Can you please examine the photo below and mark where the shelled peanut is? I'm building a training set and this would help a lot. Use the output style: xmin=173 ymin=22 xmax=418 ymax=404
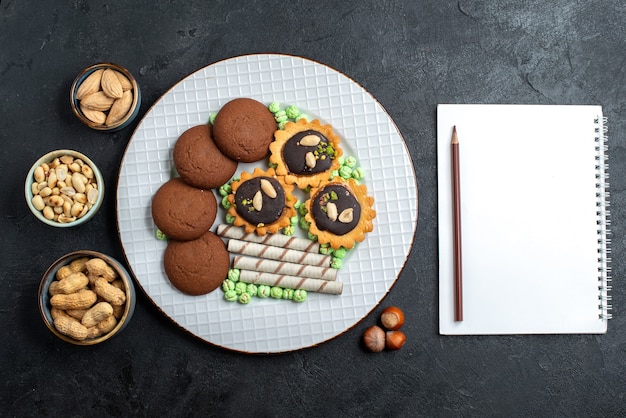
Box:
xmin=48 ymin=257 xmax=126 ymax=341
xmin=76 ymin=68 xmax=134 ymax=126
xmin=30 ymin=154 xmax=99 ymax=224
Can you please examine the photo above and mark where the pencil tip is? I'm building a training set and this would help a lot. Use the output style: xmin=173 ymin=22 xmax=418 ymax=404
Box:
xmin=451 ymin=126 xmax=458 ymax=144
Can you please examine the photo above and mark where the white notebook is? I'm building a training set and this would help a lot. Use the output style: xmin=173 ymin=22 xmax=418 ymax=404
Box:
xmin=437 ymin=104 xmax=611 ymax=335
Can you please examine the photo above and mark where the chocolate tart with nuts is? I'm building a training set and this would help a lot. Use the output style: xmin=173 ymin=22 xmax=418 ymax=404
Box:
xmin=304 ymin=177 xmax=376 ymax=250
xmin=227 ymin=167 xmax=297 ymax=236
xmin=269 ymin=118 xmax=343 ymax=190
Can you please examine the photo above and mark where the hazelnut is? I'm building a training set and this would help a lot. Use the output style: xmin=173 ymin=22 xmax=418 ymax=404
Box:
xmin=380 ymin=306 xmax=405 ymax=330
xmin=385 ymin=330 xmax=406 ymax=351
xmin=363 ymin=325 xmax=385 ymax=352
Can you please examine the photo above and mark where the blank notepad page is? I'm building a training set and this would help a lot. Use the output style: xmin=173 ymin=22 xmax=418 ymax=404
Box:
xmin=437 ymin=104 xmax=610 ymax=335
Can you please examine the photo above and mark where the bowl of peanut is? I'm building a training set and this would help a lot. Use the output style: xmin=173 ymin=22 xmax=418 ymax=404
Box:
xmin=38 ymin=250 xmax=136 ymax=345
xmin=70 ymin=62 xmax=140 ymax=131
xmin=25 ymin=149 xmax=104 ymax=227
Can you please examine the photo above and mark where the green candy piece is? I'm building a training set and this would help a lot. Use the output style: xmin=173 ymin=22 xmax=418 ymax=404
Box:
xmin=299 ymin=217 xmax=310 ymax=230
xmin=228 ymin=269 xmax=240 ymax=282
xmin=257 ymin=285 xmax=271 ymax=298
xmin=268 ymin=102 xmax=281 ymax=113
xmin=235 ymin=281 xmax=247 ymax=295
xmin=156 ymin=229 xmax=167 ymax=240
xmin=351 ymin=167 xmax=365 ymax=181
xmin=274 ymin=110 xmax=287 ymax=123
xmin=285 ymin=105 xmax=300 ymax=119
xmin=331 ymin=258 xmax=343 ymax=269
xmin=224 ymin=290 xmax=238 ymax=302
xmin=282 ymin=288 xmax=294 ymax=300
xmin=319 ymin=243 xmax=333 ymax=256
xmin=339 ymin=165 xmax=353 ymax=179
xmin=209 ymin=112 xmax=217 ymax=124
xmin=293 ymin=289 xmax=307 ymax=302
xmin=333 ymin=247 xmax=348 ymax=259
xmin=238 ymin=293 xmax=252 ymax=304
xmin=218 ymin=183 xmax=232 ymax=196
xmin=295 ymin=114 xmax=308 ymax=122
xmin=246 ymin=283 xmax=258 ymax=296
xmin=270 ymin=286 xmax=283 ymax=299
xmin=221 ymin=195 xmax=232 ymax=209
xmin=344 ymin=156 xmax=357 ymax=167
xmin=221 ymin=279 xmax=235 ymax=292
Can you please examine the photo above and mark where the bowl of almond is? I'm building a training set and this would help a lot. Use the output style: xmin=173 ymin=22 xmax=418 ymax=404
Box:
xmin=38 ymin=250 xmax=136 ymax=345
xmin=70 ymin=62 xmax=140 ymax=131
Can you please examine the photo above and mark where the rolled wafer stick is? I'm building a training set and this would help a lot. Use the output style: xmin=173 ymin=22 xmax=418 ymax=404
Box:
xmin=233 ymin=255 xmax=338 ymax=281
xmin=238 ymin=270 xmax=343 ymax=295
xmin=227 ymin=239 xmax=331 ymax=267
xmin=217 ymin=224 xmax=320 ymax=253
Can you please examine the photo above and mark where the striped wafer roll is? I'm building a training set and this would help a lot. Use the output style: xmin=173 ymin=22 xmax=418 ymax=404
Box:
xmin=238 ymin=270 xmax=343 ymax=295
xmin=217 ymin=224 xmax=320 ymax=253
xmin=233 ymin=255 xmax=338 ymax=281
xmin=227 ymin=239 xmax=331 ymax=267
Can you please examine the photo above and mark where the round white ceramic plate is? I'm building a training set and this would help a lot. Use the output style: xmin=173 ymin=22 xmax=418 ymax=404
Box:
xmin=117 ymin=54 xmax=418 ymax=353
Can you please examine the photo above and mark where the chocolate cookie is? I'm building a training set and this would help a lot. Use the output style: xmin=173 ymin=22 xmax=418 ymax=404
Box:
xmin=173 ymin=124 xmax=238 ymax=189
xmin=164 ymin=230 xmax=229 ymax=295
xmin=151 ymin=178 xmax=217 ymax=241
xmin=212 ymin=98 xmax=276 ymax=163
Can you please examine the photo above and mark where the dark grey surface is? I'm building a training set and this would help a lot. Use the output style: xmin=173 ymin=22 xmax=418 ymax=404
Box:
xmin=2 ymin=1 xmax=625 ymax=416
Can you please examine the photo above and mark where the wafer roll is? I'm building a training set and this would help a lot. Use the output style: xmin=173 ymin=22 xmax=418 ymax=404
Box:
xmin=233 ymin=255 xmax=338 ymax=281
xmin=217 ymin=224 xmax=320 ymax=253
xmin=238 ymin=270 xmax=343 ymax=295
xmin=227 ymin=239 xmax=331 ymax=267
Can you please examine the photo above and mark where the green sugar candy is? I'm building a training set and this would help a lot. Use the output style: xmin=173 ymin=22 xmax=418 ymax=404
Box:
xmin=235 ymin=281 xmax=247 ymax=295
xmin=221 ymin=279 xmax=235 ymax=292
xmin=285 ymin=105 xmax=300 ymax=119
xmin=238 ymin=292 xmax=252 ymax=304
xmin=257 ymin=285 xmax=271 ymax=298
xmin=268 ymin=101 xmax=281 ymax=113
xmin=228 ymin=269 xmax=240 ymax=282
xmin=293 ymin=289 xmax=307 ymax=302
xmin=246 ymin=283 xmax=258 ymax=297
xmin=224 ymin=290 xmax=238 ymax=302
xmin=270 ymin=286 xmax=283 ymax=299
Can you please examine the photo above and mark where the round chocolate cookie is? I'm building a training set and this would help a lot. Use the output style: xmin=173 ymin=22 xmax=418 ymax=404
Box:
xmin=164 ymin=230 xmax=229 ymax=295
xmin=212 ymin=98 xmax=276 ymax=163
xmin=173 ymin=124 xmax=238 ymax=189
xmin=151 ymin=178 xmax=217 ymax=241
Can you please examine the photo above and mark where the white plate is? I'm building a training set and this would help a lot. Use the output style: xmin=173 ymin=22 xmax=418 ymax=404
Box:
xmin=117 ymin=54 xmax=418 ymax=353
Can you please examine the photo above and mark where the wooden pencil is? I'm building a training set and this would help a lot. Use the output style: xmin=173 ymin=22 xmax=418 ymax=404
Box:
xmin=451 ymin=126 xmax=463 ymax=321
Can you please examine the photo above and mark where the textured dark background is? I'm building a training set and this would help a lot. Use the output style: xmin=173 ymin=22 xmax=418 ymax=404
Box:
xmin=2 ymin=1 xmax=625 ymax=416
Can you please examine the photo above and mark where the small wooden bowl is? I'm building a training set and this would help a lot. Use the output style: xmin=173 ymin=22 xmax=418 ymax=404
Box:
xmin=70 ymin=62 xmax=140 ymax=131
xmin=38 ymin=251 xmax=136 ymax=345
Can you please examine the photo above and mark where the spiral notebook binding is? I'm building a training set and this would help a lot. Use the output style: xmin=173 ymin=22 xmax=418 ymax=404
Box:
xmin=595 ymin=115 xmax=612 ymax=320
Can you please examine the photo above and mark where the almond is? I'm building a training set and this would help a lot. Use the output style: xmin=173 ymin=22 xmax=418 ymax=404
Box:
xmin=260 ymin=179 xmax=277 ymax=198
xmin=81 ymin=91 xmax=115 ymax=111
xmin=305 ymin=152 xmax=317 ymax=169
xmin=79 ymin=104 xmax=106 ymax=125
xmin=299 ymin=134 xmax=321 ymax=147
xmin=252 ymin=190 xmax=263 ymax=212
xmin=105 ymin=90 xmax=133 ymax=126
xmin=326 ymin=202 xmax=338 ymax=221
xmin=75 ymin=69 xmax=104 ymax=100
xmin=338 ymin=208 xmax=354 ymax=223
xmin=114 ymin=70 xmax=133 ymax=91
xmin=101 ymin=68 xmax=124 ymax=99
